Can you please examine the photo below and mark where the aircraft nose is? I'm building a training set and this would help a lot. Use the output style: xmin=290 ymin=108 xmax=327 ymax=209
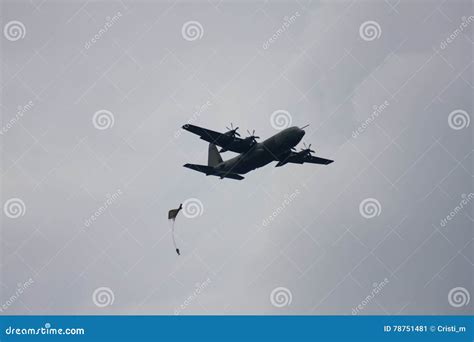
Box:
xmin=297 ymin=128 xmax=305 ymax=140
xmin=294 ymin=128 xmax=305 ymax=144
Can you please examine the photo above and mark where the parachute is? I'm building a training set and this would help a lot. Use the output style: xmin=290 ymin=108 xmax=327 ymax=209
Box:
xmin=168 ymin=204 xmax=183 ymax=255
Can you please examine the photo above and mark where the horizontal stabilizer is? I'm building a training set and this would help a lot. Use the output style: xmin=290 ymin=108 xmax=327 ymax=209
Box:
xmin=219 ymin=173 xmax=245 ymax=180
xmin=183 ymin=163 xmax=214 ymax=174
xmin=183 ymin=164 xmax=244 ymax=180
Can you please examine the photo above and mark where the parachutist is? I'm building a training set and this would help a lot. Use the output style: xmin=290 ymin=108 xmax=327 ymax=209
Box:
xmin=168 ymin=204 xmax=184 ymax=255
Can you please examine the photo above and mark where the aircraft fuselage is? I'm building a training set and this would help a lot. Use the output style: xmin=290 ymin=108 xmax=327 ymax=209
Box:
xmin=215 ymin=126 xmax=305 ymax=174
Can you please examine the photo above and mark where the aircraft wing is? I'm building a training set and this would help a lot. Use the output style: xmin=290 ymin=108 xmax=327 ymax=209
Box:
xmin=276 ymin=152 xmax=334 ymax=167
xmin=182 ymin=124 xmax=252 ymax=153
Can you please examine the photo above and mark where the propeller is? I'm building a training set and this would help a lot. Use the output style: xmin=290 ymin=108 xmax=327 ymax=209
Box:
xmin=300 ymin=142 xmax=315 ymax=156
xmin=245 ymin=129 xmax=260 ymax=145
xmin=225 ymin=122 xmax=240 ymax=137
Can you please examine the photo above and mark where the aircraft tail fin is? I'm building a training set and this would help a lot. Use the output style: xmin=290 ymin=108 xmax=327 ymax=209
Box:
xmin=208 ymin=143 xmax=223 ymax=167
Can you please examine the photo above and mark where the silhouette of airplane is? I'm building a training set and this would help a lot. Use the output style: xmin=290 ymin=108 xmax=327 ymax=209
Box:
xmin=181 ymin=123 xmax=333 ymax=180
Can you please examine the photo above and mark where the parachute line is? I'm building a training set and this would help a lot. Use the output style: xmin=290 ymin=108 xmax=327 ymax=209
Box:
xmin=169 ymin=218 xmax=180 ymax=255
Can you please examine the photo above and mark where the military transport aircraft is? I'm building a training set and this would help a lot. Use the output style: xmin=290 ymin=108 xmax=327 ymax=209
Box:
xmin=181 ymin=123 xmax=334 ymax=180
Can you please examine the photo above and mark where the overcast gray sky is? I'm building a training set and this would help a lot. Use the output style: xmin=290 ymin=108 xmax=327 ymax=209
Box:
xmin=1 ymin=0 xmax=472 ymax=315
